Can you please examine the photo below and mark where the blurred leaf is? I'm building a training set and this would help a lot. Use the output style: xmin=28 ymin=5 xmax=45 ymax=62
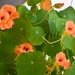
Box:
xmin=48 ymin=10 xmax=59 ymax=35
xmin=57 ymin=6 xmax=75 ymax=22
xmin=64 ymin=60 xmax=75 ymax=75
xmin=18 ymin=5 xmax=29 ymax=18
xmin=35 ymin=43 xmax=45 ymax=51
xmin=16 ymin=5 xmax=22 ymax=11
xmin=26 ymin=11 xmax=37 ymax=23
xmin=27 ymin=0 xmax=42 ymax=6
xmin=16 ymin=51 xmax=46 ymax=75
xmin=63 ymin=50 xmax=74 ymax=62
xmin=6 ymin=18 xmax=32 ymax=45
xmin=0 ymin=31 xmax=16 ymax=62
xmin=0 ymin=63 xmax=17 ymax=75
xmin=34 ymin=9 xmax=49 ymax=33
xmin=40 ymin=21 xmax=50 ymax=34
xmin=43 ymin=36 xmax=62 ymax=56
xmin=3 ymin=52 xmax=16 ymax=63
xmin=29 ymin=26 xmax=45 ymax=45
xmin=35 ymin=9 xmax=47 ymax=23
xmin=62 ymin=36 xmax=75 ymax=55
xmin=56 ymin=18 xmax=67 ymax=32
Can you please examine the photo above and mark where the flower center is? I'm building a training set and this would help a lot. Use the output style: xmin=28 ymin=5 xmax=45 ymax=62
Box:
xmin=1 ymin=16 xmax=4 ymax=20
xmin=59 ymin=59 xmax=62 ymax=62
xmin=23 ymin=47 xmax=29 ymax=51
xmin=68 ymin=27 xmax=72 ymax=31
xmin=8 ymin=11 xmax=12 ymax=15
xmin=1 ymin=16 xmax=6 ymax=22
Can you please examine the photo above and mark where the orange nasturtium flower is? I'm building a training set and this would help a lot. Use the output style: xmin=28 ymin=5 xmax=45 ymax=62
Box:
xmin=40 ymin=0 xmax=52 ymax=11
xmin=56 ymin=52 xmax=66 ymax=66
xmin=2 ymin=4 xmax=19 ymax=20
xmin=0 ymin=9 xmax=14 ymax=30
xmin=65 ymin=21 xmax=75 ymax=38
xmin=71 ymin=28 xmax=75 ymax=38
xmin=0 ymin=4 xmax=19 ymax=30
xmin=63 ymin=60 xmax=70 ymax=70
xmin=65 ymin=21 xmax=75 ymax=34
xmin=56 ymin=52 xmax=70 ymax=70
xmin=14 ymin=42 xmax=34 ymax=55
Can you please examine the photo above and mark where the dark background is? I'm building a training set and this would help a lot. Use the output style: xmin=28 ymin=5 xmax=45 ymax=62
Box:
xmin=0 ymin=0 xmax=25 ymax=7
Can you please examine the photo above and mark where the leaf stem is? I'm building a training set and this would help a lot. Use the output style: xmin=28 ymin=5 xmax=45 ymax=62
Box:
xmin=33 ymin=8 xmax=53 ymax=26
xmin=66 ymin=49 xmax=70 ymax=60
xmin=42 ymin=36 xmax=61 ymax=44
xmin=46 ymin=62 xmax=57 ymax=75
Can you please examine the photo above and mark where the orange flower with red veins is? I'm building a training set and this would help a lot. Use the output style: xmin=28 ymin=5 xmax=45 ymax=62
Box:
xmin=14 ymin=42 xmax=34 ymax=55
xmin=0 ymin=9 xmax=14 ymax=30
xmin=41 ymin=0 xmax=52 ymax=11
xmin=2 ymin=4 xmax=19 ymax=20
xmin=63 ymin=60 xmax=70 ymax=70
xmin=65 ymin=21 xmax=75 ymax=34
xmin=56 ymin=52 xmax=66 ymax=66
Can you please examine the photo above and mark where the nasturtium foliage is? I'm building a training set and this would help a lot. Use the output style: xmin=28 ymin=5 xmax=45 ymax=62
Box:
xmin=56 ymin=18 xmax=67 ymax=32
xmin=0 ymin=63 xmax=17 ymax=75
xmin=58 ymin=6 xmax=75 ymax=22
xmin=0 ymin=31 xmax=16 ymax=62
xmin=6 ymin=18 xmax=32 ymax=45
xmin=29 ymin=26 xmax=45 ymax=45
xmin=16 ymin=51 xmax=46 ymax=75
xmin=27 ymin=0 xmax=42 ymax=6
xmin=62 ymin=36 xmax=75 ymax=55
xmin=43 ymin=36 xmax=62 ymax=56
xmin=35 ymin=9 xmax=47 ymax=24
xmin=48 ymin=10 xmax=59 ymax=35
xmin=18 ymin=5 xmax=29 ymax=18
xmin=34 ymin=9 xmax=49 ymax=33
xmin=1 ymin=0 xmax=75 ymax=75
xmin=25 ymin=11 xmax=37 ymax=23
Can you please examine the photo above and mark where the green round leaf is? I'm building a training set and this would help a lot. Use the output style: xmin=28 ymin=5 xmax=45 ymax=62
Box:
xmin=0 ymin=63 xmax=17 ymax=75
xmin=26 ymin=11 xmax=37 ymax=23
xmin=29 ymin=26 xmax=45 ymax=45
xmin=34 ymin=9 xmax=49 ymax=33
xmin=16 ymin=51 xmax=46 ymax=75
xmin=58 ymin=6 xmax=75 ymax=22
xmin=35 ymin=9 xmax=47 ymax=23
xmin=62 ymin=36 xmax=75 ymax=55
xmin=43 ymin=37 xmax=62 ymax=56
xmin=7 ymin=18 xmax=32 ymax=45
xmin=48 ymin=10 xmax=59 ymax=34
xmin=18 ymin=5 xmax=29 ymax=18
xmin=56 ymin=18 xmax=67 ymax=32
xmin=0 ymin=31 xmax=16 ymax=62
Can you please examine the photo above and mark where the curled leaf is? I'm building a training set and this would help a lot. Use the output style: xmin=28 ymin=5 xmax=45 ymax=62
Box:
xmin=54 ymin=3 xmax=64 ymax=8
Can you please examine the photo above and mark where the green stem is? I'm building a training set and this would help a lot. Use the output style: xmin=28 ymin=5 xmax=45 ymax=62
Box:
xmin=66 ymin=49 xmax=70 ymax=60
xmin=46 ymin=62 xmax=57 ymax=75
xmin=31 ymin=3 xmax=40 ymax=12
xmin=31 ymin=7 xmax=38 ymax=12
xmin=42 ymin=36 xmax=61 ymax=44
xmin=33 ymin=8 xmax=53 ymax=26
